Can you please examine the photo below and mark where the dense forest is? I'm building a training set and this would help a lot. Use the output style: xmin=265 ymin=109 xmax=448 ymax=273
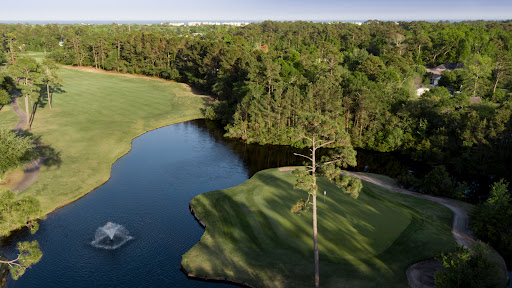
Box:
xmin=1 ymin=20 xmax=512 ymax=195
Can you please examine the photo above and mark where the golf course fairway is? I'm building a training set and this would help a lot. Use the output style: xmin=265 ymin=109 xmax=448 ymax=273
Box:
xmin=2 ymin=62 xmax=206 ymax=213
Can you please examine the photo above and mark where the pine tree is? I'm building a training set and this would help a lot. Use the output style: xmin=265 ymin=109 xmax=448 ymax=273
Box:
xmin=291 ymin=113 xmax=362 ymax=288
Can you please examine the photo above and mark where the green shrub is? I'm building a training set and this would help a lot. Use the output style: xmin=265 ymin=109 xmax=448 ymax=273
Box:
xmin=470 ymin=179 xmax=512 ymax=264
xmin=435 ymin=242 xmax=502 ymax=288
xmin=0 ymin=90 xmax=11 ymax=106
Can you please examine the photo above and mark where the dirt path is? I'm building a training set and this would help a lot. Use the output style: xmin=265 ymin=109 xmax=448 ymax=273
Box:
xmin=10 ymin=95 xmax=43 ymax=193
xmin=341 ymin=171 xmax=476 ymax=288
xmin=12 ymin=158 xmax=44 ymax=192
xmin=11 ymin=94 xmax=26 ymax=133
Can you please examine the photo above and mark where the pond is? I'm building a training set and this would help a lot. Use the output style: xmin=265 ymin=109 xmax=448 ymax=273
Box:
xmin=0 ymin=120 xmax=433 ymax=287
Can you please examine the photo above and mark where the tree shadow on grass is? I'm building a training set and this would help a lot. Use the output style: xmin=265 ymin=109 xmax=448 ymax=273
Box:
xmin=18 ymin=130 xmax=62 ymax=169
xmin=185 ymin=168 xmax=462 ymax=287
xmin=183 ymin=169 xmax=413 ymax=287
xmin=28 ymin=85 xmax=67 ymax=128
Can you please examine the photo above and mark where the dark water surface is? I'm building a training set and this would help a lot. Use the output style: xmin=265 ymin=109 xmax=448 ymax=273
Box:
xmin=2 ymin=120 xmax=250 ymax=288
xmin=0 ymin=120 xmax=426 ymax=287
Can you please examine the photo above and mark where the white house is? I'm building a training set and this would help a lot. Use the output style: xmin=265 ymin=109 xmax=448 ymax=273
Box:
xmin=430 ymin=75 xmax=442 ymax=87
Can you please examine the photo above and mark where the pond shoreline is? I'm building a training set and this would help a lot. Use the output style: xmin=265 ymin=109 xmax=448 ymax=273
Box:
xmin=181 ymin=203 xmax=258 ymax=288
xmin=1 ymin=119 xmax=204 ymax=284
xmin=39 ymin=118 xmax=204 ymax=217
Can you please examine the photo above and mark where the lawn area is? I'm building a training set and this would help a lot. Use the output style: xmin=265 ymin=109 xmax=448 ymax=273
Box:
xmin=350 ymin=172 xmax=476 ymax=212
xmin=0 ymin=103 xmax=18 ymax=130
xmin=182 ymin=168 xmax=456 ymax=288
xmin=0 ymin=104 xmax=25 ymax=190
xmin=0 ymin=62 xmax=206 ymax=213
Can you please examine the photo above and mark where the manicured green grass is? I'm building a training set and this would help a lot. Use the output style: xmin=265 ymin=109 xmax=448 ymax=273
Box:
xmin=0 ymin=104 xmax=18 ymax=130
xmin=0 ymin=64 xmax=206 ymax=213
xmin=352 ymin=171 xmax=475 ymax=212
xmin=182 ymin=168 xmax=456 ymax=288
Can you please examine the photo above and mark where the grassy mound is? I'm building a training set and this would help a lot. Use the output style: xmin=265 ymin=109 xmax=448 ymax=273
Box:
xmin=182 ymin=168 xmax=456 ymax=288
xmin=0 ymin=62 xmax=206 ymax=213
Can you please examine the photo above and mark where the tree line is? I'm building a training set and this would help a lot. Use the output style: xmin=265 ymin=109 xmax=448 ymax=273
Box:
xmin=2 ymin=20 xmax=510 ymax=187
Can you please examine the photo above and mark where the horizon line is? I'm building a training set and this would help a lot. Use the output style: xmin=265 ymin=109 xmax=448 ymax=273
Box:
xmin=1 ymin=18 xmax=511 ymax=23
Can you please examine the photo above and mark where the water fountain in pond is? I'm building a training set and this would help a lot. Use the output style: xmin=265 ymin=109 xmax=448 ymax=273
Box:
xmin=91 ymin=222 xmax=133 ymax=249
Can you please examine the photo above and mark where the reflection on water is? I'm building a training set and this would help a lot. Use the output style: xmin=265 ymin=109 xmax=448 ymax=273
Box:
xmin=197 ymin=120 xmax=427 ymax=179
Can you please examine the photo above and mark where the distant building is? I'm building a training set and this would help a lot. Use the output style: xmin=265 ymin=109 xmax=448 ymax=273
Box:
xmin=188 ymin=22 xmax=221 ymax=26
xmin=430 ymin=75 xmax=442 ymax=87
xmin=222 ymin=22 xmax=249 ymax=26
xmin=187 ymin=21 xmax=248 ymax=26
xmin=426 ymin=63 xmax=464 ymax=88
xmin=161 ymin=22 xmax=185 ymax=26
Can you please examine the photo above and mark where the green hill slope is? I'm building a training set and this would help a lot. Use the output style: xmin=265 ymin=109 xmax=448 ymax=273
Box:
xmin=182 ymin=168 xmax=456 ymax=288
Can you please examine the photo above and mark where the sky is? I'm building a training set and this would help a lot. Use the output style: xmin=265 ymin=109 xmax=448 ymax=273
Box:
xmin=0 ymin=0 xmax=510 ymax=22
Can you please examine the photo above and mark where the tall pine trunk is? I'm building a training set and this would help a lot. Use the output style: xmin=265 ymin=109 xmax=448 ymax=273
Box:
xmin=313 ymin=192 xmax=319 ymax=288
xmin=24 ymin=95 xmax=29 ymax=126
xmin=9 ymin=38 xmax=15 ymax=64
xmin=312 ymin=138 xmax=320 ymax=288
xmin=492 ymin=71 xmax=502 ymax=100
xmin=47 ymin=67 xmax=52 ymax=110
xmin=47 ymin=83 xmax=52 ymax=110
xmin=473 ymin=73 xmax=479 ymax=97
xmin=117 ymin=39 xmax=121 ymax=72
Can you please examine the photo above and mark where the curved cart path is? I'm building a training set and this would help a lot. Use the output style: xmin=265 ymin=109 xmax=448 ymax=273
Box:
xmin=342 ymin=171 xmax=507 ymax=288
xmin=11 ymin=93 xmax=27 ymax=133
xmin=10 ymin=95 xmax=43 ymax=193
xmin=342 ymin=171 xmax=475 ymax=247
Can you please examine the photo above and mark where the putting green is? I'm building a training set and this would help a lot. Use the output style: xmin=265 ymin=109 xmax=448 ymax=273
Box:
xmin=182 ymin=168 xmax=456 ymax=287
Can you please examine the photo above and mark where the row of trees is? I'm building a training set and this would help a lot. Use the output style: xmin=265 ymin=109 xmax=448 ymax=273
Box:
xmin=0 ymin=43 xmax=61 ymax=282
xmin=6 ymin=55 xmax=61 ymax=125
xmin=0 ymin=68 xmax=44 ymax=280
xmin=2 ymin=21 xmax=509 ymax=183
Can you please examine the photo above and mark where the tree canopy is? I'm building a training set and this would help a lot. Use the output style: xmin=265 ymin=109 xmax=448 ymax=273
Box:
xmin=1 ymin=22 xmax=511 ymax=179
xmin=0 ymin=129 xmax=34 ymax=179
xmin=470 ymin=179 xmax=512 ymax=264
xmin=0 ymin=188 xmax=44 ymax=280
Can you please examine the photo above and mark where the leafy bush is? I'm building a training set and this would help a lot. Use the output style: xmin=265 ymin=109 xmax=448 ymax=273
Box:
xmin=397 ymin=172 xmax=421 ymax=191
xmin=435 ymin=242 xmax=502 ymax=288
xmin=421 ymin=165 xmax=455 ymax=197
xmin=0 ymin=52 xmax=6 ymax=64
xmin=398 ymin=166 xmax=459 ymax=198
xmin=470 ymin=179 xmax=512 ymax=264
xmin=0 ymin=90 xmax=11 ymax=106
xmin=0 ymin=129 xmax=35 ymax=177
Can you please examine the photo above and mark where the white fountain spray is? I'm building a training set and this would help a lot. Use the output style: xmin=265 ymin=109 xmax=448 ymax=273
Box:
xmin=91 ymin=222 xmax=133 ymax=249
